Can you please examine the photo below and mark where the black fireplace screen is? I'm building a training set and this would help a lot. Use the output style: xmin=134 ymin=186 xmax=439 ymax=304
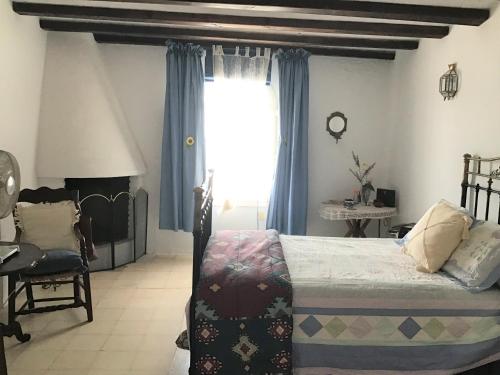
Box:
xmin=65 ymin=177 xmax=130 ymax=244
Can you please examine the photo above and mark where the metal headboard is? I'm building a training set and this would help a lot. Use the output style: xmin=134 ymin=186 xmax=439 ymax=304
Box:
xmin=461 ymin=153 xmax=500 ymax=223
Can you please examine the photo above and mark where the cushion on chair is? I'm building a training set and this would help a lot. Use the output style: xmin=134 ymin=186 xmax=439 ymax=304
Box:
xmin=14 ymin=201 xmax=80 ymax=251
xmin=23 ymin=249 xmax=85 ymax=276
xmin=402 ymin=200 xmax=472 ymax=273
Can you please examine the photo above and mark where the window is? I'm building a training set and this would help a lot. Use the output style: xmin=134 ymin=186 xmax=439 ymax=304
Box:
xmin=205 ymin=80 xmax=278 ymax=208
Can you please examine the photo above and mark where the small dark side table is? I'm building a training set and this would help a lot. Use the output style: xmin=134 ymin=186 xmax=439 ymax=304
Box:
xmin=0 ymin=242 xmax=44 ymax=375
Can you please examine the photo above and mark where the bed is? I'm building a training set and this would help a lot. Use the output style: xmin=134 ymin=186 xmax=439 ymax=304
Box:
xmin=188 ymin=154 xmax=500 ymax=375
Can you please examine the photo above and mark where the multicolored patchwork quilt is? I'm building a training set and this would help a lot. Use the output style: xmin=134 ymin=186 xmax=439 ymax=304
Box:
xmin=192 ymin=230 xmax=293 ymax=375
xmin=281 ymin=235 xmax=500 ymax=374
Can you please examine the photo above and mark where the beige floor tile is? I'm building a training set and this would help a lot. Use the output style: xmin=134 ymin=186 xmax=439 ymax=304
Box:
xmin=131 ymin=351 xmax=171 ymax=371
xmin=93 ymin=307 xmax=125 ymax=321
xmin=169 ymin=348 xmax=190 ymax=375
xmin=9 ymin=370 xmax=47 ymax=375
xmin=74 ymin=320 xmax=117 ymax=335
xmin=50 ymin=350 xmax=98 ymax=370
xmin=147 ymin=320 xmax=181 ymax=336
xmin=140 ymin=334 xmax=175 ymax=353
xmin=67 ymin=334 xmax=109 ymax=351
xmin=88 ymin=370 xmax=130 ymax=375
xmin=92 ymin=351 xmax=136 ymax=370
xmin=42 ymin=320 xmax=82 ymax=336
xmin=102 ymin=334 xmax=143 ymax=352
xmin=112 ymin=320 xmax=151 ymax=335
xmin=5 ymin=347 xmax=26 ymax=367
xmin=44 ymin=370 xmax=89 ymax=375
xmin=22 ymin=332 xmax=74 ymax=351
xmin=10 ymin=349 xmax=60 ymax=370
xmin=5 ymin=255 xmax=192 ymax=375
xmin=119 ymin=307 xmax=153 ymax=321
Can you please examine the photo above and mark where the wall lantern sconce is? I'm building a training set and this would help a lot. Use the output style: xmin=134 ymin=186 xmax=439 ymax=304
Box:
xmin=439 ymin=63 xmax=459 ymax=101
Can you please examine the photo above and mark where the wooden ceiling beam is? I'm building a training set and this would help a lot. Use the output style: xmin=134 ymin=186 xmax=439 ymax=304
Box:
xmin=13 ymin=2 xmax=449 ymax=39
xmin=93 ymin=33 xmax=396 ymax=60
xmin=39 ymin=20 xmax=419 ymax=50
xmin=89 ymin=0 xmax=490 ymax=26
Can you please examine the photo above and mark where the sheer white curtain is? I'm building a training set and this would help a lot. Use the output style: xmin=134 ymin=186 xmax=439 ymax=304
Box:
xmin=213 ymin=45 xmax=271 ymax=83
xmin=205 ymin=46 xmax=277 ymax=213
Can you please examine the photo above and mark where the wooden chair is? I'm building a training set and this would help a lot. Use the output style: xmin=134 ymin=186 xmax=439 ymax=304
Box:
xmin=10 ymin=187 xmax=95 ymax=324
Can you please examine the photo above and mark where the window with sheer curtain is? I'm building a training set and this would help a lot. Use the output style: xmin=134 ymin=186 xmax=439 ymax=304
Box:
xmin=205 ymin=46 xmax=278 ymax=209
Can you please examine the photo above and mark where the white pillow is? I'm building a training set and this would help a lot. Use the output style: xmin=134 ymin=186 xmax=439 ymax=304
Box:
xmin=402 ymin=200 xmax=472 ymax=273
xmin=14 ymin=201 xmax=80 ymax=251
xmin=442 ymin=221 xmax=500 ymax=291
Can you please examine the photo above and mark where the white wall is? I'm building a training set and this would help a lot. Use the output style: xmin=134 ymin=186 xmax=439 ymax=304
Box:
xmin=0 ymin=1 xmax=46 ymax=240
xmin=40 ymin=34 xmax=394 ymax=254
xmin=37 ymin=33 xmax=146 ymax=180
xmin=308 ymin=56 xmax=393 ymax=237
xmin=97 ymin=46 xmax=394 ymax=252
xmin=388 ymin=5 xmax=500 ymax=224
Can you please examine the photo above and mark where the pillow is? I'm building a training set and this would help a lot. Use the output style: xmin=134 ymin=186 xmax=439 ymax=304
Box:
xmin=402 ymin=200 xmax=472 ymax=273
xmin=14 ymin=201 xmax=80 ymax=251
xmin=442 ymin=221 xmax=500 ymax=291
xmin=396 ymin=201 xmax=473 ymax=247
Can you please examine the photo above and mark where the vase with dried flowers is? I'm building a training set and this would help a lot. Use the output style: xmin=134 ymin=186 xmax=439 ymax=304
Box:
xmin=349 ymin=151 xmax=375 ymax=205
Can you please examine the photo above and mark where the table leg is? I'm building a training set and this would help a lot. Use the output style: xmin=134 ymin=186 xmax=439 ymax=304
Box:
xmin=359 ymin=219 xmax=371 ymax=238
xmin=1 ymin=322 xmax=30 ymax=343
xmin=0 ymin=325 xmax=6 ymax=375
xmin=6 ymin=276 xmax=30 ymax=343
xmin=345 ymin=220 xmax=354 ymax=237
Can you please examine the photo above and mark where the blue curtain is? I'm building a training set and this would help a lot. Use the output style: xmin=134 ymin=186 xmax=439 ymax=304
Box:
xmin=159 ymin=42 xmax=206 ymax=232
xmin=266 ymin=49 xmax=310 ymax=235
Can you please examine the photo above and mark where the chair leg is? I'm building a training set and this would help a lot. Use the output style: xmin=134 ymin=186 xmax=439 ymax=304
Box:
xmin=73 ymin=275 xmax=81 ymax=304
xmin=8 ymin=275 xmax=17 ymax=325
xmin=82 ymin=272 xmax=93 ymax=322
xmin=26 ymin=281 xmax=35 ymax=310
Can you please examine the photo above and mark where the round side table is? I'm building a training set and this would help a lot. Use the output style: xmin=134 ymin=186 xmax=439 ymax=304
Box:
xmin=320 ymin=202 xmax=397 ymax=238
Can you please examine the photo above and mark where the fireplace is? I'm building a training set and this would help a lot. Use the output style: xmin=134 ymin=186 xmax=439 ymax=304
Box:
xmin=64 ymin=177 xmax=148 ymax=271
xmin=65 ymin=177 xmax=130 ymax=244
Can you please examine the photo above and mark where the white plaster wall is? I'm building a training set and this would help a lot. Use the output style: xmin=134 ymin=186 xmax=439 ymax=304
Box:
xmin=0 ymin=1 xmax=46 ymax=240
xmin=388 ymin=5 xmax=500 ymax=224
xmin=40 ymin=35 xmax=394 ymax=254
xmin=308 ymin=56 xmax=393 ymax=237
xmin=37 ymin=33 xmax=146 ymax=179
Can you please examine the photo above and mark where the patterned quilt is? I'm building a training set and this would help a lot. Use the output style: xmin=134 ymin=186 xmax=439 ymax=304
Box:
xmin=281 ymin=236 xmax=500 ymax=375
xmin=193 ymin=230 xmax=293 ymax=375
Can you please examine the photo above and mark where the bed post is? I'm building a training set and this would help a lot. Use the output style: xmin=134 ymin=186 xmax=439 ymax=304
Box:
xmin=189 ymin=186 xmax=203 ymax=375
xmin=461 ymin=153 xmax=471 ymax=208
xmin=189 ymin=170 xmax=214 ymax=375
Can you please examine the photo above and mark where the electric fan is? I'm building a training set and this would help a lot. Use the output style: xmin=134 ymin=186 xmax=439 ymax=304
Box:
xmin=0 ymin=150 xmax=21 ymax=219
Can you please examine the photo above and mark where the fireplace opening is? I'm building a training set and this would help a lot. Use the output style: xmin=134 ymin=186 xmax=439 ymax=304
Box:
xmin=65 ymin=177 xmax=130 ymax=245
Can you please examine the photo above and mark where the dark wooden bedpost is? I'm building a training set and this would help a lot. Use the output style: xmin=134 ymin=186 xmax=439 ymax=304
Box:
xmin=461 ymin=153 xmax=471 ymax=208
xmin=190 ymin=185 xmax=204 ymax=375
xmin=189 ymin=170 xmax=214 ymax=375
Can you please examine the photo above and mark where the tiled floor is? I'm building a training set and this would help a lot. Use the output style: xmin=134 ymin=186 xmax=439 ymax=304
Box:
xmin=3 ymin=255 xmax=192 ymax=375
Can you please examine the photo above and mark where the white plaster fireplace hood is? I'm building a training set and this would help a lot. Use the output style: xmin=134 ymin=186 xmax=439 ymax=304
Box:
xmin=37 ymin=33 xmax=146 ymax=178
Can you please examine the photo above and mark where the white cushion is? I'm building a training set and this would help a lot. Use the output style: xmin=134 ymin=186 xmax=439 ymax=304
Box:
xmin=14 ymin=201 xmax=80 ymax=251
xmin=402 ymin=200 xmax=472 ymax=273
xmin=443 ymin=221 xmax=500 ymax=291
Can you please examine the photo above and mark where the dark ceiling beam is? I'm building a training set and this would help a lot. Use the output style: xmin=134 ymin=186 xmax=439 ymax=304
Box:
xmin=13 ymin=2 xmax=449 ymax=39
xmin=39 ymin=19 xmax=419 ymax=50
xmin=93 ymin=33 xmax=396 ymax=60
xmin=89 ymin=0 xmax=490 ymax=26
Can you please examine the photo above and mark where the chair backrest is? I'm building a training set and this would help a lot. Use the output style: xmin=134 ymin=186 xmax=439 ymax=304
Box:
xmin=17 ymin=187 xmax=79 ymax=205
